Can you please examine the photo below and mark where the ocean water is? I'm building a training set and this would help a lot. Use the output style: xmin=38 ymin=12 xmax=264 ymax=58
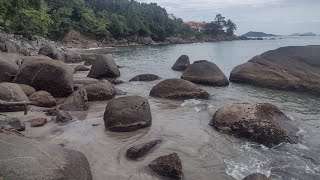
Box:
xmin=50 ymin=36 xmax=320 ymax=180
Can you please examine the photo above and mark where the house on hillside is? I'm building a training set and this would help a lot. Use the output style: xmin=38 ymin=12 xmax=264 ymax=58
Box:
xmin=185 ymin=21 xmax=207 ymax=32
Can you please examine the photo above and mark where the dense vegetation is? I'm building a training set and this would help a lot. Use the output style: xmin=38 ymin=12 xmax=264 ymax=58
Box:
xmin=0 ymin=0 xmax=237 ymax=41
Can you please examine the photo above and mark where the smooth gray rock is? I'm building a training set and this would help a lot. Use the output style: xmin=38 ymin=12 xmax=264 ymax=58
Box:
xmin=18 ymin=84 xmax=36 ymax=96
xmin=59 ymin=88 xmax=89 ymax=111
xmin=172 ymin=55 xmax=190 ymax=71
xmin=14 ymin=57 xmax=74 ymax=97
xmin=129 ymin=74 xmax=161 ymax=82
xmin=181 ymin=60 xmax=229 ymax=86
xmin=149 ymin=153 xmax=182 ymax=179
xmin=0 ymin=53 xmax=20 ymax=82
xmin=79 ymin=82 xmax=116 ymax=101
xmin=38 ymin=43 xmax=61 ymax=60
xmin=87 ymin=54 xmax=120 ymax=79
xmin=126 ymin=139 xmax=162 ymax=159
xmin=0 ymin=82 xmax=29 ymax=112
xmin=230 ymin=46 xmax=320 ymax=95
xmin=104 ymin=96 xmax=152 ymax=132
xmin=29 ymin=91 xmax=57 ymax=107
xmin=0 ymin=133 xmax=92 ymax=180
xmin=150 ymin=79 xmax=210 ymax=100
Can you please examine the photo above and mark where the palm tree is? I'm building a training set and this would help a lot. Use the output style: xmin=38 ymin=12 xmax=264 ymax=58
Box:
xmin=226 ymin=19 xmax=237 ymax=36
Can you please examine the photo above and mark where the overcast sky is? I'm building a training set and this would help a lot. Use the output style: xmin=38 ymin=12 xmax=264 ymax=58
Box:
xmin=137 ymin=0 xmax=320 ymax=35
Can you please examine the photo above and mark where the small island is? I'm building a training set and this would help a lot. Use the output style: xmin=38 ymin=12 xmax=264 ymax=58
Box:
xmin=242 ymin=31 xmax=277 ymax=37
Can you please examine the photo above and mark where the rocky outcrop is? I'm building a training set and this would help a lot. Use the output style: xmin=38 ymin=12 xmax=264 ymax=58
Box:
xmin=59 ymin=88 xmax=89 ymax=111
xmin=129 ymin=74 xmax=161 ymax=82
xmin=104 ymin=96 xmax=152 ymax=132
xmin=0 ymin=82 xmax=29 ymax=112
xmin=0 ymin=53 xmax=20 ymax=82
xmin=172 ymin=55 xmax=190 ymax=71
xmin=210 ymin=103 xmax=299 ymax=147
xmin=29 ymin=91 xmax=57 ymax=107
xmin=126 ymin=139 xmax=162 ymax=160
xmin=0 ymin=133 xmax=92 ymax=180
xmin=14 ymin=57 xmax=74 ymax=97
xmin=38 ymin=43 xmax=62 ymax=60
xmin=242 ymin=173 xmax=271 ymax=180
xmin=230 ymin=46 xmax=320 ymax=94
xmin=74 ymin=65 xmax=90 ymax=72
xmin=18 ymin=84 xmax=36 ymax=96
xmin=79 ymin=82 xmax=116 ymax=101
xmin=181 ymin=60 xmax=229 ymax=86
xmin=150 ymin=79 xmax=210 ymax=100
xmin=30 ymin=117 xmax=48 ymax=127
xmin=149 ymin=153 xmax=182 ymax=179
xmin=87 ymin=54 xmax=120 ymax=79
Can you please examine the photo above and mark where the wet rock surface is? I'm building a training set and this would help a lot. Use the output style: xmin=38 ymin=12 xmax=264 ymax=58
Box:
xmin=129 ymin=74 xmax=161 ymax=82
xmin=230 ymin=46 xmax=320 ymax=95
xmin=126 ymin=139 xmax=163 ymax=159
xmin=210 ymin=103 xmax=299 ymax=147
xmin=149 ymin=153 xmax=182 ymax=179
xmin=172 ymin=55 xmax=190 ymax=71
xmin=150 ymin=79 xmax=210 ymax=100
xmin=181 ymin=60 xmax=229 ymax=86
xmin=104 ymin=96 xmax=152 ymax=132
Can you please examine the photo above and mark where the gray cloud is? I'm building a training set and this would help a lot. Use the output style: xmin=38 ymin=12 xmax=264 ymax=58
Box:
xmin=137 ymin=0 xmax=320 ymax=35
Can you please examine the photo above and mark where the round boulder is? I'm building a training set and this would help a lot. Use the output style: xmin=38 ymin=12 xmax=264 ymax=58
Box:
xmin=13 ymin=57 xmax=74 ymax=97
xmin=210 ymin=103 xmax=299 ymax=147
xmin=30 ymin=117 xmax=48 ymax=127
xmin=87 ymin=54 xmax=120 ymax=79
xmin=104 ymin=96 xmax=152 ymax=132
xmin=150 ymin=79 xmax=209 ymax=100
xmin=29 ymin=91 xmax=57 ymax=107
xmin=181 ymin=60 xmax=229 ymax=86
xmin=149 ymin=153 xmax=182 ymax=179
xmin=0 ymin=83 xmax=29 ymax=112
xmin=79 ymin=82 xmax=116 ymax=101
xmin=38 ymin=43 xmax=61 ymax=60
xmin=129 ymin=74 xmax=161 ymax=82
xmin=172 ymin=55 xmax=190 ymax=71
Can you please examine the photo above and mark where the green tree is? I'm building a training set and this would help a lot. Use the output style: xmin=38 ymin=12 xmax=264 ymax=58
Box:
xmin=226 ymin=19 xmax=236 ymax=36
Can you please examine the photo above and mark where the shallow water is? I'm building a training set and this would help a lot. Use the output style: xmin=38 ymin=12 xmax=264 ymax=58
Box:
xmin=48 ymin=37 xmax=320 ymax=180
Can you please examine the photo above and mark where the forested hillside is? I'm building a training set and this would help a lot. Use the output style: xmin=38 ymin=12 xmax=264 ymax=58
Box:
xmin=0 ymin=0 xmax=236 ymax=41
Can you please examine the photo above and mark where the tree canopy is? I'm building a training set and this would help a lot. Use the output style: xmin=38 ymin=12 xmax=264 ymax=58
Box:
xmin=0 ymin=0 xmax=237 ymax=40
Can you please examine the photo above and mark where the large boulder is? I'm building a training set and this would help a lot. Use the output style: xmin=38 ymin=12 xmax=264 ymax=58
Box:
xmin=29 ymin=91 xmax=57 ymax=107
xmin=129 ymin=74 xmax=161 ymax=82
xmin=242 ymin=173 xmax=271 ymax=180
xmin=0 ymin=83 xmax=29 ymax=112
xmin=230 ymin=46 xmax=320 ymax=94
xmin=79 ymin=82 xmax=116 ymax=101
xmin=59 ymin=88 xmax=89 ymax=111
xmin=172 ymin=55 xmax=190 ymax=71
xmin=62 ymin=51 xmax=82 ymax=63
xmin=0 ymin=133 xmax=92 ymax=180
xmin=181 ymin=60 xmax=229 ymax=86
xmin=150 ymin=79 xmax=210 ymax=100
xmin=38 ymin=43 xmax=62 ymax=60
xmin=0 ymin=53 xmax=20 ymax=82
xmin=210 ymin=103 xmax=299 ymax=147
xmin=149 ymin=153 xmax=182 ymax=179
xmin=87 ymin=54 xmax=120 ymax=79
xmin=126 ymin=139 xmax=162 ymax=160
xmin=14 ymin=57 xmax=74 ymax=97
xmin=104 ymin=96 xmax=152 ymax=132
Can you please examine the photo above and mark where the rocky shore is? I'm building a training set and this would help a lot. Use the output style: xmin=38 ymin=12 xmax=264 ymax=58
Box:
xmin=0 ymin=29 xmax=317 ymax=180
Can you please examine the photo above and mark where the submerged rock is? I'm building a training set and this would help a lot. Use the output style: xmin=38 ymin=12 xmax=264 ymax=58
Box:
xmin=172 ymin=55 xmax=190 ymax=71
xmin=242 ymin=173 xmax=271 ymax=180
xmin=129 ymin=74 xmax=161 ymax=82
xmin=126 ymin=139 xmax=162 ymax=159
xmin=0 ymin=133 xmax=92 ymax=180
xmin=210 ymin=103 xmax=299 ymax=147
xmin=14 ymin=57 xmax=74 ymax=97
xmin=181 ymin=60 xmax=229 ymax=86
xmin=29 ymin=91 xmax=57 ymax=107
xmin=59 ymin=88 xmax=89 ymax=111
xmin=30 ymin=117 xmax=48 ymax=127
xmin=87 ymin=54 xmax=120 ymax=79
xmin=149 ymin=153 xmax=182 ymax=179
xmin=104 ymin=96 xmax=152 ymax=132
xmin=79 ymin=82 xmax=116 ymax=101
xmin=150 ymin=79 xmax=210 ymax=100
xmin=230 ymin=46 xmax=320 ymax=95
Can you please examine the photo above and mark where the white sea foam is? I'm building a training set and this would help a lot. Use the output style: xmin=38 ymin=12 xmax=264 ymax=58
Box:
xmin=181 ymin=99 xmax=202 ymax=107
